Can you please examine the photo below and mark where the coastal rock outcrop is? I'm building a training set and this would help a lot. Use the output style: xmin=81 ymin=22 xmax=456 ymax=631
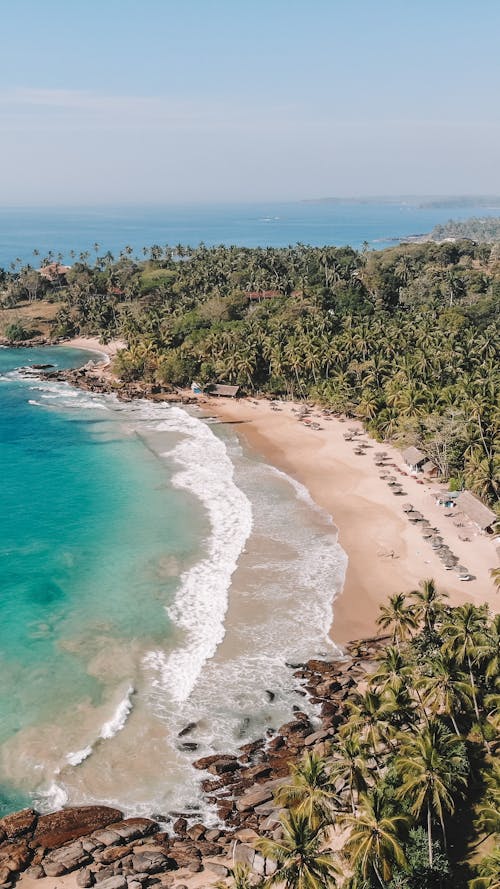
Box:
xmin=33 ymin=806 xmax=123 ymax=849
xmin=0 ymin=636 xmax=385 ymax=887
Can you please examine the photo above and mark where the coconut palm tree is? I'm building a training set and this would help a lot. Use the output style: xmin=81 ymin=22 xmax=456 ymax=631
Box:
xmin=344 ymin=691 xmax=395 ymax=770
xmin=371 ymin=646 xmax=410 ymax=696
xmin=442 ymin=603 xmax=489 ymax=727
xmin=256 ymin=809 xmax=341 ymax=889
xmin=328 ymin=735 xmax=371 ymax=814
xmin=409 ymin=579 xmax=448 ymax=634
xmin=469 ymin=847 xmax=500 ymax=889
xmin=340 ymin=792 xmax=408 ymax=888
xmin=215 ymin=863 xmax=260 ymax=889
xmin=416 ymin=652 xmax=474 ymax=735
xmin=273 ymin=751 xmax=338 ymax=825
xmin=490 ymin=567 xmax=500 ymax=592
xmin=376 ymin=594 xmax=418 ymax=648
xmin=395 ymin=720 xmax=468 ymax=865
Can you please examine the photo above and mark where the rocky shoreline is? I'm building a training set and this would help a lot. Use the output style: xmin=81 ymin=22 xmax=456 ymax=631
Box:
xmin=30 ymin=359 xmax=197 ymax=406
xmin=0 ymin=638 xmax=384 ymax=888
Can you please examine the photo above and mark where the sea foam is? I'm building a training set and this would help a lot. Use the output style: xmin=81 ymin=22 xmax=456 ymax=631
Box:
xmin=143 ymin=406 xmax=253 ymax=702
xmin=99 ymin=685 xmax=135 ymax=739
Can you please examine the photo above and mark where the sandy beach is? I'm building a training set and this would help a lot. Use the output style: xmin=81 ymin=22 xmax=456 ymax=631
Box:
xmin=199 ymin=397 xmax=498 ymax=645
xmin=64 ymin=336 xmax=126 ymax=362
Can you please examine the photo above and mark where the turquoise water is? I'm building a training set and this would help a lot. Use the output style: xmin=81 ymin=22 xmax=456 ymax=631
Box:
xmin=0 ymin=347 xmax=347 ymax=818
xmin=0 ymin=346 xmax=204 ymax=814
xmin=1 ymin=200 xmax=499 ymax=267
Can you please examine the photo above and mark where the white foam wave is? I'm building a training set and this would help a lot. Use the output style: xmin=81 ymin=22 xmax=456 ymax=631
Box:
xmin=99 ymin=685 xmax=135 ymax=739
xmin=65 ymin=745 xmax=93 ymax=766
xmin=35 ymin=781 xmax=69 ymax=812
xmin=268 ymin=464 xmax=334 ymax=523
xmin=144 ymin=407 xmax=253 ymax=703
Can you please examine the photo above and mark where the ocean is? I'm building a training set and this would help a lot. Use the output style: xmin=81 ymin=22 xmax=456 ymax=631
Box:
xmin=1 ymin=199 xmax=500 ymax=268
xmin=0 ymin=346 xmax=346 ymax=818
xmin=0 ymin=197 xmax=493 ymax=817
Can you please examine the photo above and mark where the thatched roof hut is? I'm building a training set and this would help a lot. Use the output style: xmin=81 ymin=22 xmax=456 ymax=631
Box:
xmin=207 ymin=384 xmax=240 ymax=398
xmin=402 ymin=446 xmax=426 ymax=470
xmin=455 ymin=491 xmax=497 ymax=532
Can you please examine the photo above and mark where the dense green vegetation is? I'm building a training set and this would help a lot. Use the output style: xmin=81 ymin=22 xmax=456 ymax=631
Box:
xmin=217 ymin=586 xmax=499 ymax=888
xmin=431 ymin=218 xmax=500 ymax=243
xmin=1 ymin=239 xmax=499 ymax=507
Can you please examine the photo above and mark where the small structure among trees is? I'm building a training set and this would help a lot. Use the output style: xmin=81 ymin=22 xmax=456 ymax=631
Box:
xmin=206 ymin=383 xmax=240 ymax=397
xmin=402 ymin=446 xmax=427 ymax=473
xmin=456 ymin=490 xmax=498 ymax=533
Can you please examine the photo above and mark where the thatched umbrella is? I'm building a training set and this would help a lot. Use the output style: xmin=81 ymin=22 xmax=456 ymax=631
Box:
xmin=455 ymin=564 xmax=468 ymax=574
xmin=421 ymin=529 xmax=433 ymax=538
xmin=402 ymin=503 xmax=414 ymax=513
xmin=431 ymin=536 xmax=443 ymax=547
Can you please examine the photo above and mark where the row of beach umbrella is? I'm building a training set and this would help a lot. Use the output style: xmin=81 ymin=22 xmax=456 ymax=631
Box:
xmin=402 ymin=504 xmax=470 ymax=577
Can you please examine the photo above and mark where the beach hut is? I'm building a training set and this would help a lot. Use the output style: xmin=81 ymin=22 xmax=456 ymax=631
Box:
xmin=421 ymin=460 xmax=438 ymax=478
xmin=402 ymin=446 xmax=427 ymax=473
xmin=455 ymin=491 xmax=497 ymax=533
xmin=207 ymin=383 xmax=240 ymax=398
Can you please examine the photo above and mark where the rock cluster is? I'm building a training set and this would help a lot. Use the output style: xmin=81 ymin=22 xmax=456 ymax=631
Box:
xmin=35 ymin=365 xmax=197 ymax=405
xmin=0 ymin=637 xmax=383 ymax=887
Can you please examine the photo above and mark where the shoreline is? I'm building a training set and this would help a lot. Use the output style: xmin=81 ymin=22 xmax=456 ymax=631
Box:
xmin=18 ymin=342 xmax=499 ymax=642
xmin=200 ymin=397 xmax=498 ymax=644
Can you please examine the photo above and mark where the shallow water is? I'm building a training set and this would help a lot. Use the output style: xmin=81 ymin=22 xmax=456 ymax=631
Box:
xmin=0 ymin=348 xmax=346 ymax=818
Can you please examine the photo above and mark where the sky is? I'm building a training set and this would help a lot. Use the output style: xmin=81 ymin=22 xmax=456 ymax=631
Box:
xmin=1 ymin=0 xmax=499 ymax=204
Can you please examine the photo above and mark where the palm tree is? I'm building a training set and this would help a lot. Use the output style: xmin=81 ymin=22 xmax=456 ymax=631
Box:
xmin=409 ymin=579 xmax=448 ymax=634
xmin=474 ymin=763 xmax=500 ymax=840
xmin=490 ymin=567 xmax=500 ymax=592
xmin=372 ymin=646 xmax=410 ymax=696
xmin=395 ymin=720 xmax=468 ymax=866
xmin=344 ymin=691 xmax=394 ymax=770
xmin=340 ymin=792 xmax=408 ymax=888
xmin=376 ymin=594 xmax=418 ymax=648
xmin=273 ymin=751 xmax=338 ymax=824
xmin=256 ymin=810 xmax=341 ymax=889
xmin=328 ymin=735 xmax=370 ymax=813
xmin=469 ymin=847 xmax=500 ymax=889
xmin=416 ymin=653 xmax=473 ymax=735
xmin=442 ymin=603 xmax=489 ymax=727
xmin=214 ymin=863 xmax=259 ymax=889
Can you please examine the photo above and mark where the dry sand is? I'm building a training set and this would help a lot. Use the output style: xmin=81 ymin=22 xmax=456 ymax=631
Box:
xmin=64 ymin=336 xmax=126 ymax=362
xmin=199 ymin=397 xmax=498 ymax=645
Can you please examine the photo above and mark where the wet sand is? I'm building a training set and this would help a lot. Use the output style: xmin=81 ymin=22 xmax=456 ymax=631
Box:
xmin=201 ymin=397 xmax=498 ymax=645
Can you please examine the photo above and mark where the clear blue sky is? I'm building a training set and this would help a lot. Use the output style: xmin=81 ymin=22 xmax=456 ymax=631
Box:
xmin=1 ymin=0 xmax=499 ymax=203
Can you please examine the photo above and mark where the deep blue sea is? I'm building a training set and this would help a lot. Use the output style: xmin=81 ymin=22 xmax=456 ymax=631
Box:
xmin=1 ymin=200 xmax=499 ymax=267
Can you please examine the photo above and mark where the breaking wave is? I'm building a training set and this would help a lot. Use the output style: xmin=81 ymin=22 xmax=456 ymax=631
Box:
xmin=143 ymin=407 xmax=253 ymax=702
